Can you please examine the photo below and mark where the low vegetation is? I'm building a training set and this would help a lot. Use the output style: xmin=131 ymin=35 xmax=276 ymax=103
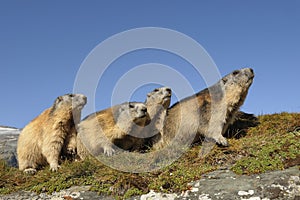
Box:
xmin=1 ymin=112 xmax=300 ymax=199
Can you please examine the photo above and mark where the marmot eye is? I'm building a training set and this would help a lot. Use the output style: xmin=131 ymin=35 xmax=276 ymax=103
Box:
xmin=57 ymin=96 xmax=63 ymax=102
xmin=153 ymin=89 xmax=159 ymax=92
xmin=232 ymin=70 xmax=239 ymax=76
xmin=129 ymin=104 xmax=135 ymax=108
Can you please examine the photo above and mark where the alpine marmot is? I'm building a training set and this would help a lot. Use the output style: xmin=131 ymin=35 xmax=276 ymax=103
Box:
xmin=155 ymin=68 xmax=254 ymax=156
xmin=76 ymin=102 xmax=150 ymax=159
xmin=113 ymin=87 xmax=172 ymax=151
xmin=17 ymin=94 xmax=87 ymax=173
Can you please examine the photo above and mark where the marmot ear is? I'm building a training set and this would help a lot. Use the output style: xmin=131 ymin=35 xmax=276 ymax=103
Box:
xmin=54 ymin=96 xmax=63 ymax=105
xmin=232 ymin=70 xmax=240 ymax=76
xmin=129 ymin=103 xmax=135 ymax=109
xmin=222 ymin=77 xmax=228 ymax=84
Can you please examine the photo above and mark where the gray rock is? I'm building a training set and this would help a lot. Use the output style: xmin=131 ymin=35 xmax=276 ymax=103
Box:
xmin=0 ymin=186 xmax=115 ymax=200
xmin=0 ymin=127 xmax=20 ymax=167
xmin=177 ymin=166 xmax=300 ymax=200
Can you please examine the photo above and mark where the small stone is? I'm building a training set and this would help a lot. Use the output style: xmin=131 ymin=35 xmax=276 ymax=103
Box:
xmin=289 ymin=176 xmax=300 ymax=183
xmin=181 ymin=190 xmax=190 ymax=198
xmin=238 ymin=191 xmax=248 ymax=196
xmin=140 ymin=190 xmax=177 ymax=200
xmin=194 ymin=182 xmax=200 ymax=187
xmin=248 ymin=190 xmax=255 ymax=195
xmin=70 ymin=192 xmax=80 ymax=198
xmin=198 ymin=193 xmax=211 ymax=200
xmin=241 ymin=197 xmax=260 ymax=200
xmin=271 ymin=184 xmax=286 ymax=190
xmin=238 ymin=190 xmax=255 ymax=196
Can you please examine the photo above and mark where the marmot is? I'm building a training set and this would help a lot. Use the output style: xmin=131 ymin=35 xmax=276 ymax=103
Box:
xmin=113 ymin=87 xmax=172 ymax=151
xmin=17 ymin=94 xmax=87 ymax=173
xmin=145 ymin=87 xmax=172 ymax=135
xmin=76 ymin=102 xmax=150 ymax=159
xmin=156 ymin=68 xmax=254 ymax=156
xmin=142 ymin=87 xmax=172 ymax=150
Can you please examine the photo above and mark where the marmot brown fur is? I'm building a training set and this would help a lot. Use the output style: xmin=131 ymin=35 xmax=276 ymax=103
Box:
xmin=17 ymin=94 xmax=87 ymax=173
xmin=155 ymin=68 xmax=254 ymax=156
xmin=76 ymin=102 xmax=150 ymax=159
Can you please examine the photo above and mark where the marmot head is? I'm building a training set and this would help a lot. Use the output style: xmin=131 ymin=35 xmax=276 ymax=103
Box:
xmin=127 ymin=102 xmax=150 ymax=126
xmin=221 ymin=68 xmax=254 ymax=106
xmin=222 ymin=68 xmax=254 ymax=90
xmin=53 ymin=94 xmax=87 ymax=112
xmin=114 ymin=102 xmax=150 ymax=133
xmin=146 ymin=87 xmax=172 ymax=108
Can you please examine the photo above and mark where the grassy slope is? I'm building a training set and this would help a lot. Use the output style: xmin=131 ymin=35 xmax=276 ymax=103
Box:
xmin=1 ymin=112 xmax=300 ymax=199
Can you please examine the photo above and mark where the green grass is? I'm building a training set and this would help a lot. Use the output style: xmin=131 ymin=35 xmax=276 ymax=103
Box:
xmin=1 ymin=112 xmax=300 ymax=199
xmin=231 ymin=112 xmax=300 ymax=174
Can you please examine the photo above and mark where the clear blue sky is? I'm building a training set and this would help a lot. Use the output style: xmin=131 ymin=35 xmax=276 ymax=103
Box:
xmin=1 ymin=1 xmax=299 ymax=128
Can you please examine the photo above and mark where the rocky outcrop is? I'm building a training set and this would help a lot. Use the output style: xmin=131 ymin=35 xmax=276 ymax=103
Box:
xmin=0 ymin=126 xmax=20 ymax=167
xmin=178 ymin=166 xmax=300 ymax=200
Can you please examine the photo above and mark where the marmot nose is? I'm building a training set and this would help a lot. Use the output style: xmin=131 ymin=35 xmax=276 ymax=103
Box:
xmin=83 ymin=96 xmax=87 ymax=103
xmin=166 ymin=88 xmax=172 ymax=95
xmin=249 ymin=68 xmax=254 ymax=74
xmin=247 ymin=68 xmax=254 ymax=78
xmin=141 ymin=107 xmax=147 ymax=113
